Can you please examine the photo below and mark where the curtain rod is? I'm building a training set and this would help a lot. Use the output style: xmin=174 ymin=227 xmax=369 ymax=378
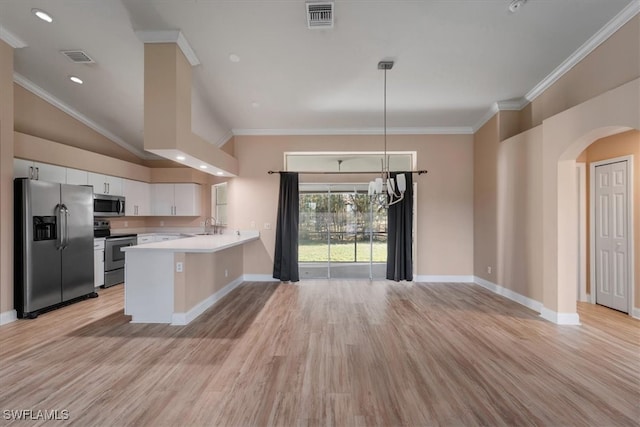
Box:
xmin=267 ymin=170 xmax=428 ymax=175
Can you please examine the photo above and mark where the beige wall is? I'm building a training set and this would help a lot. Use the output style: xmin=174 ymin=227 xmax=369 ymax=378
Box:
xmin=584 ymin=130 xmax=640 ymax=307
xmin=14 ymin=132 xmax=150 ymax=181
xmin=475 ymin=117 xmax=544 ymax=301
xmin=526 ymin=16 xmax=640 ymax=128
xmin=497 ymin=127 xmax=543 ymax=301
xmin=174 ymin=246 xmax=243 ymax=313
xmin=14 ymin=85 xmax=143 ymax=164
xmin=0 ymin=41 xmax=14 ymax=315
xmin=230 ymin=134 xmax=474 ymax=277
xmin=474 ymin=116 xmax=499 ymax=283
xmin=143 ymin=43 xmax=238 ymax=175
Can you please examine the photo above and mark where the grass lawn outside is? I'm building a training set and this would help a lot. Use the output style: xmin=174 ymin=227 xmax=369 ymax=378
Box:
xmin=299 ymin=242 xmax=387 ymax=262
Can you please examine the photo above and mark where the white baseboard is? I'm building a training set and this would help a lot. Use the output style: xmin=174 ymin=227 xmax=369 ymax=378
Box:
xmin=171 ymin=276 xmax=244 ymax=326
xmin=474 ymin=276 xmax=544 ymax=313
xmin=540 ymin=307 xmax=581 ymax=325
xmin=0 ymin=309 xmax=17 ymax=325
xmin=632 ymin=307 xmax=640 ymax=320
xmin=243 ymin=274 xmax=278 ymax=282
xmin=413 ymin=275 xmax=475 ymax=283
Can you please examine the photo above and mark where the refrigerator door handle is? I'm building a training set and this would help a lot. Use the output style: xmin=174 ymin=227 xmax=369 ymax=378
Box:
xmin=61 ymin=204 xmax=70 ymax=249
xmin=55 ymin=204 xmax=64 ymax=250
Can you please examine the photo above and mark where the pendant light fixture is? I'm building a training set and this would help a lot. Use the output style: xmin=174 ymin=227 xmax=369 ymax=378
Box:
xmin=368 ymin=60 xmax=406 ymax=207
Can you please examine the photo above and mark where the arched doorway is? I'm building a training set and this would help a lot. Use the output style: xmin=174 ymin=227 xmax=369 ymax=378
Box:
xmin=540 ymin=78 xmax=639 ymax=324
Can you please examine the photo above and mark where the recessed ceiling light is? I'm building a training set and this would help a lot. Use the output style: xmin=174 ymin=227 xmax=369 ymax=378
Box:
xmin=176 ymin=155 xmax=186 ymax=161
xmin=216 ymin=171 xmax=224 ymax=176
xmin=32 ymin=8 xmax=53 ymax=23
xmin=69 ymin=76 xmax=83 ymax=84
xmin=229 ymin=53 xmax=240 ymax=63
xmin=199 ymin=165 xmax=208 ymax=169
xmin=251 ymin=102 xmax=260 ymax=108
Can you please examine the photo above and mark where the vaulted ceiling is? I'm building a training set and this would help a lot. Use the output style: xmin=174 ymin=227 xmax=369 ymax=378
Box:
xmin=0 ymin=0 xmax=636 ymax=158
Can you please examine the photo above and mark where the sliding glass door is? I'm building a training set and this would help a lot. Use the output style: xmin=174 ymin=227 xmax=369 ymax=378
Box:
xmin=299 ymin=184 xmax=387 ymax=279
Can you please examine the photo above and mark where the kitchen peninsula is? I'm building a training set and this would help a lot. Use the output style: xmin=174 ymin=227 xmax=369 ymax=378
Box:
xmin=122 ymin=231 xmax=260 ymax=325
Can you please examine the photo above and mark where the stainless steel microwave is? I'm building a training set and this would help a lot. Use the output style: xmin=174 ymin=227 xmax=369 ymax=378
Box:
xmin=93 ymin=194 xmax=125 ymax=217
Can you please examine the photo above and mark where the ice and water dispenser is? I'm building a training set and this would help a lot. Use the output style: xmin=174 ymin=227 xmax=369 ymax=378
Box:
xmin=33 ymin=216 xmax=57 ymax=241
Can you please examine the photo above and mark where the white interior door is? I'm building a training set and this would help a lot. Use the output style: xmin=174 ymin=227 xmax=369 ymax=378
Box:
xmin=594 ymin=160 xmax=629 ymax=313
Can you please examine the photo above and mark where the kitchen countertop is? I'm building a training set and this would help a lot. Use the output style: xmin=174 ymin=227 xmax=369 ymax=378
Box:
xmin=122 ymin=230 xmax=260 ymax=254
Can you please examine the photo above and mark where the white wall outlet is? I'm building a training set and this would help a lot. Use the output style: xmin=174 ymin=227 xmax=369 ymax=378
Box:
xmin=176 ymin=262 xmax=183 ymax=273
xmin=160 ymin=221 xmax=165 ymax=227
xmin=225 ymin=269 xmax=228 ymax=278
xmin=124 ymin=221 xmax=128 ymax=228
xmin=487 ymin=266 xmax=492 ymax=274
xmin=264 ymin=222 xmax=271 ymax=230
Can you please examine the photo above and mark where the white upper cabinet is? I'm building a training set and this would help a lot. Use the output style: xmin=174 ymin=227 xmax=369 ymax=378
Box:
xmin=151 ymin=183 xmax=201 ymax=216
xmin=174 ymin=183 xmax=201 ymax=216
xmin=14 ymin=159 xmax=66 ymax=184
xmin=150 ymin=183 xmax=174 ymax=216
xmin=123 ymin=179 xmax=151 ymax=216
xmin=14 ymin=159 xmax=34 ymax=179
xmin=66 ymin=168 xmax=89 ymax=186
xmin=88 ymin=172 xmax=123 ymax=196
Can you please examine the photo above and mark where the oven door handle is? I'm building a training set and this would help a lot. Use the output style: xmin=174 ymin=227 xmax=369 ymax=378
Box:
xmin=106 ymin=236 xmax=136 ymax=242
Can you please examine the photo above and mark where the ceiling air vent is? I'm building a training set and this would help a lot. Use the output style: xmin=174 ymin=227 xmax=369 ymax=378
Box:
xmin=60 ymin=50 xmax=95 ymax=64
xmin=306 ymin=2 xmax=334 ymax=29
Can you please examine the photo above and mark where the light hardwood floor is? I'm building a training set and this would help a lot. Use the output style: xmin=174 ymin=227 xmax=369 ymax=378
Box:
xmin=0 ymin=281 xmax=638 ymax=426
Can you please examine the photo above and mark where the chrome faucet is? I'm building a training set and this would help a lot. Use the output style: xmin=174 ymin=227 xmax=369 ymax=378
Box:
xmin=204 ymin=217 xmax=217 ymax=234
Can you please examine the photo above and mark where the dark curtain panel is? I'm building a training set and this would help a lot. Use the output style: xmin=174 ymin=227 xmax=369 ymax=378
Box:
xmin=387 ymin=172 xmax=413 ymax=281
xmin=273 ymin=172 xmax=300 ymax=282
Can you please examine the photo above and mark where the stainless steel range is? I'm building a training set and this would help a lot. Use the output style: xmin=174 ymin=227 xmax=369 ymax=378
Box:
xmin=94 ymin=220 xmax=136 ymax=287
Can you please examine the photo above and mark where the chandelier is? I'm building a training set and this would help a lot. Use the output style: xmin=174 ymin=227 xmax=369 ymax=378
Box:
xmin=368 ymin=60 xmax=406 ymax=207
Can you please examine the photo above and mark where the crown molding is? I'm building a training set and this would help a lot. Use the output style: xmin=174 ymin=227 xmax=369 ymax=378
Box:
xmin=525 ymin=0 xmax=640 ymax=102
xmin=0 ymin=24 xmax=27 ymax=48
xmin=215 ymin=130 xmax=234 ymax=147
xmin=13 ymin=73 xmax=152 ymax=159
xmin=472 ymin=103 xmax=500 ymax=133
xmin=232 ymin=126 xmax=473 ymax=136
xmin=135 ymin=30 xmax=200 ymax=66
xmin=496 ymin=98 xmax=528 ymax=111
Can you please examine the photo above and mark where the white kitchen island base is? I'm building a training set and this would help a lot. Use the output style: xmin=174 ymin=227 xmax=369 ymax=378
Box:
xmin=123 ymin=231 xmax=260 ymax=325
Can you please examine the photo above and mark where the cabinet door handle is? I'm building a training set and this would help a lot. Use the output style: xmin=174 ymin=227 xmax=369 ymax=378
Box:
xmin=29 ymin=166 xmax=33 ymax=179
xmin=107 ymin=183 xmax=110 ymax=194
xmin=35 ymin=167 xmax=39 ymax=180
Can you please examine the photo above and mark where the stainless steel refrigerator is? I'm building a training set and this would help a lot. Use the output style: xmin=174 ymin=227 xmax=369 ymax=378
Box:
xmin=14 ymin=178 xmax=97 ymax=318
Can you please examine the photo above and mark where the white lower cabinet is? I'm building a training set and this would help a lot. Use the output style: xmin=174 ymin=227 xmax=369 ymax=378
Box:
xmin=94 ymin=239 xmax=105 ymax=288
xmin=155 ymin=235 xmax=181 ymax=242
xmin=151 ymin=183 xmax=201 ymax=216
